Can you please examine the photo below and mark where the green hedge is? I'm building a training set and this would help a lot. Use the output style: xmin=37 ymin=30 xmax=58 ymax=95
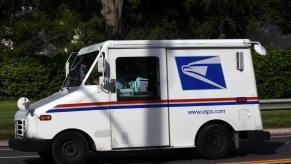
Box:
xmin=253 ymin=49 xmax=291 ymax=99
xmin=0 ymin=49 xmax=290 ymax=100
xmin=0 ymin=55 xmax=66 ymax=100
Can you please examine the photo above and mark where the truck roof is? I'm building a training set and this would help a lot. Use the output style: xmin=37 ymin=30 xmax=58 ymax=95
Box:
xmin=78 ymin=39 xmax=252 ymax=55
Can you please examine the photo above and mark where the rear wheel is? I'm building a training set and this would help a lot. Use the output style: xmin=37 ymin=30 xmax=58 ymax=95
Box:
xmin=52 ymin=131 xmax=89 ymax=164
xmin=196 ymin=123 xmax=234 ymax=159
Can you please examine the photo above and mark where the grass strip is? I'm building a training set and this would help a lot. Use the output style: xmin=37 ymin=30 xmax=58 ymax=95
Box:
xmin=261 ymin=110 xmax=291 ymax=128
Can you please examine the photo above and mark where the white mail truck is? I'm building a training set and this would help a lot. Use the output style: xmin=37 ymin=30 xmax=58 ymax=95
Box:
xmin=9 ymin=39 xmax=270 ymax=164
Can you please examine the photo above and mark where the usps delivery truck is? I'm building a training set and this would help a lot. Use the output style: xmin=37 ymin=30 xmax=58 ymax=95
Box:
xmin=9 ymin=39 xmax=270 ymax=164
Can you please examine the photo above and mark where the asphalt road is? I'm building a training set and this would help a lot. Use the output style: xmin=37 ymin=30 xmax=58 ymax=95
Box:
xmin=1 ymin=135 xmax=291 ymax=164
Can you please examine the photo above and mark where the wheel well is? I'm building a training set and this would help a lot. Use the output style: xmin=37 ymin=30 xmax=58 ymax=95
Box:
xmin=53 ymin=129 xmax=95 ymax=151
xmin=195 ymin=120 xmax=234 ymax=146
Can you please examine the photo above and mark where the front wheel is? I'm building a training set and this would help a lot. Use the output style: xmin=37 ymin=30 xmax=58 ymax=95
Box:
xmin=196 ymin=124 xmax=234 ymax=159
xmin=52 ymin=131 xmax=89 ymax=164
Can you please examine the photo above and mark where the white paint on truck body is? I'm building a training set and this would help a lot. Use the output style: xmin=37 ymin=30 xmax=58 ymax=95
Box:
xmin=13 ymin=39 xmax=263 ymax=151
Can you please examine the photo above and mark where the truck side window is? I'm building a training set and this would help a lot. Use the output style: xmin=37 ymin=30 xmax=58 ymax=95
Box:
xmin=85 ymin=63 xmax=100 ymax=85
xmin=116 ymin=57 xmax=160 ymax=100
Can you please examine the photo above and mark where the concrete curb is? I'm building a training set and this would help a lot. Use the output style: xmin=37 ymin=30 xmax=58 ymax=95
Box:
xmin=1 ymin=128 xmax=291 ymax=147
xmin=266 ymin=128 xmax=291 ymax=136
xmin=0 ymin=140 xmax=8 ymax=147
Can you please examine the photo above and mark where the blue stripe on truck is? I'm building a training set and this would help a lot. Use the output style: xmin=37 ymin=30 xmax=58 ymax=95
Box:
xmin=47 ymin=101 xmax=259 ymax=113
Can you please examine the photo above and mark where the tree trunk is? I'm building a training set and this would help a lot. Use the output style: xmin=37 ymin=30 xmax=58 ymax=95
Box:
xmin=100 ymin=0 xmax=123 ymax=39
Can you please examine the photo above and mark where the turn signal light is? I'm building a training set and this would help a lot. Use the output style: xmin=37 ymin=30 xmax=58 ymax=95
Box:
xmin=39 ymin=115 xmax=52 ymax=121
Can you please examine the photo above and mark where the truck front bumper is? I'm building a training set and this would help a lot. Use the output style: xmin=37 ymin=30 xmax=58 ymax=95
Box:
xmin=9 ymin=138 xmax=51 ymax=152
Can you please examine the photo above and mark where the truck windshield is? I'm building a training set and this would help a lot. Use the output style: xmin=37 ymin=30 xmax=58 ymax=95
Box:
xmin=63 ymin=52 xmax=98 ymax=88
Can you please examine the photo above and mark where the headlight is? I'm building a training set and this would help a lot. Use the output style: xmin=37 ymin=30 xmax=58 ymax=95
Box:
xmin=17 ymin=97 xmax=30 ymax=111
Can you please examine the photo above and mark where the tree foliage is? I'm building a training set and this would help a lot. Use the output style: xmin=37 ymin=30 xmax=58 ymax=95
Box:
xmin=0 ymin=0 xmax=291 ymax=99
xmin=0 ymin=0 xmax=105 ymax=56
xmin=1 ymin=0 xmax=291 ymax=55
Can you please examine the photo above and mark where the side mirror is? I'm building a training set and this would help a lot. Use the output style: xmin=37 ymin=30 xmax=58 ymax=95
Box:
xmin=65 ymin=52 xmax=78 ymax=77
xmin=97 ymin=52 xmax=106 ymax=86
xmin=253 ymin=42 xmax=267 ymax=56
xmin=97 ymin=53 xmax=105 ymax=73
xmin=65 ymin=61 xmax=70 ymax=77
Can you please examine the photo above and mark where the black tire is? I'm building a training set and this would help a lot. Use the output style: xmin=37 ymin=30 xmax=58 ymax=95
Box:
xmin=38 ymin=151 xmax=53 ymax=163
xmin=196 ymin=124 xmax=234 ymax=159
xmin=52 ymin=131 xmax=89 ymax=164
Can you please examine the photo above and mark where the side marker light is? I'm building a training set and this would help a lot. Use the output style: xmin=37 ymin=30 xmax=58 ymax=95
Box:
xmin=39 ymin=115 xmax=52 ymax=121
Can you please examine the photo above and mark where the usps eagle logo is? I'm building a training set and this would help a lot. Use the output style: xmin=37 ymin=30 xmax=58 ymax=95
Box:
xmin=175 ymin=56 xmax=227 ymax=90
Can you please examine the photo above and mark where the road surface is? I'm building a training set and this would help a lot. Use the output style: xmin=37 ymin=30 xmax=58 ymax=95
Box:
xmin=0 ymin=135 xmax=291 ymax=164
